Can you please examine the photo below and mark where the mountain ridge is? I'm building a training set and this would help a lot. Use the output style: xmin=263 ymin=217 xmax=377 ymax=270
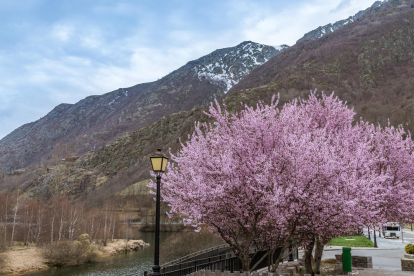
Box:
xmin=0 ymin=41 xmax=285 ymax=172
xmin=296 ymin=0 xmax=413 ymax=43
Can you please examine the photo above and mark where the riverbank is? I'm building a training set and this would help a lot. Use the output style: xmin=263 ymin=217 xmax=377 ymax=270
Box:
xmin=0 ymin=240 xmax=149 ymax=275
xmin=0 ymin=247 xmax=48 ymax=275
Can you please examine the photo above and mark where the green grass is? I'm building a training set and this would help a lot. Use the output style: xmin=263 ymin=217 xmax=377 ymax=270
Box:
xmin=327 ymin=235 xmax=374 ymax=247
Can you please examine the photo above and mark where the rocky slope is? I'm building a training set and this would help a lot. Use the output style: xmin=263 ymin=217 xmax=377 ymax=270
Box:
xmin=0 ymin=41 xmax=285 ymax=173
xmin=297 ymin=0 xmax=413 ymax=43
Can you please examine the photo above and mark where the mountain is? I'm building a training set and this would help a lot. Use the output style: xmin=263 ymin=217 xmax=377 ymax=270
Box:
xmin=8 ymin=5 xmax=414 ymax=202
xmin=296 ymin=0 xmax=413 ymax=43
xmin=229 ymin=5 xmax=414 ymax=131
xmin=0 ymin=41 xmax=285 ymax=173
xmin=4 ymin=1 xmax=414 ymax=204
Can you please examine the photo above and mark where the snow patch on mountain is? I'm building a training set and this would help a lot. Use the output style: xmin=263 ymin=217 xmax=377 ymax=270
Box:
xmin=273 ymin=44 xmax=290 ymax=51
xmin=192 ymin=41 xmax=287 ymax=93
xmin=297 ymin=1 xmax=384 ymax=43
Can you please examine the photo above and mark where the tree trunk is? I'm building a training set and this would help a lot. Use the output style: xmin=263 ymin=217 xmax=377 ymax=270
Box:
xmin=4 ymin=193 xmax=8 ymax=247
xmin=368 ymin=226 xmax=370 ymax=240
xmin=51 ymin=214 xmax=55 ymax=244
xmin=58 ymin=203 xmax=64 ymax=241
xmin=304 ymin=241 xmax=315 ymax=275
xmin=90 ymin=217 xmax=94 ymax=241
xmin=26 ymin=207 xmax=33 ymax=245
xmin=314 ymin=240 xmax=324 ymax=274
xmin=111 ymin=215 xmax=116 ymax=242
xmin=103 ymin=205 xmax=108 ymax=246
xmin=250 ymin=251 xmax=268 ymax=271
xmin=239 ymin=252 xmax=250 ymax=272
xmin=270 ymin=244 xmax=292 ymax=272
xmin=36 ymin=203 xmax=44 ymax=246
xmin=68 ymin=206 xmax=78 ymax=241
xmin=10 ymin=190 xmax=20 ymax=250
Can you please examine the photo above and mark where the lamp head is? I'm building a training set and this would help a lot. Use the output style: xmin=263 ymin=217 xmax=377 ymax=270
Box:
xmin=150 ymin=148 xmax=168 ymax=172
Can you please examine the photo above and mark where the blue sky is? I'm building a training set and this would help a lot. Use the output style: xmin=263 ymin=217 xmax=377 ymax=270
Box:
xmin=0 ymin=0 xmax=378 ymax=139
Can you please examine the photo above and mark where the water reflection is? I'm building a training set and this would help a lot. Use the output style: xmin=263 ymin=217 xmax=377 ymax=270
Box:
xmin=24 ymin=232 xmax=172 ymax=276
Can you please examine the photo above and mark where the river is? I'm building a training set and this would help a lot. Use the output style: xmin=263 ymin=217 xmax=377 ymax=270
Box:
xmin=23 ymin=232 xmax=172 ymax=276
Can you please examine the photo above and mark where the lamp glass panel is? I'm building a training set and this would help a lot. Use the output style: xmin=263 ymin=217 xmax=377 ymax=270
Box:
xmin=161 ymin=157 xmax=168 ymax=171
xmin=151 ymin=157 xmax=163 ymax=172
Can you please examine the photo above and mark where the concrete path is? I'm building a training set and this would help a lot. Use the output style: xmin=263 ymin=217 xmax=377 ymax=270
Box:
xmin=322 ymin=228 xmax=414 ymax=272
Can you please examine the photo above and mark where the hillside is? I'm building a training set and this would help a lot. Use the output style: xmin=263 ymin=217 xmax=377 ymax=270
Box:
xmin=230 ymin=6 xmax=414 ymax=131
xmin=0 ymin=41 xmax=284 ymax=173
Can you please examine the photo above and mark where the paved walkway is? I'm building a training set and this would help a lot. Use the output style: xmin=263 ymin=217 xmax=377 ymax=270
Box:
xmin=260 ymin=230 xmax=414 ymax=275
xmin=345 ymin=268 xmax=414 ymax=275
xmin=321 ymin=228 xmax=414 ymax=274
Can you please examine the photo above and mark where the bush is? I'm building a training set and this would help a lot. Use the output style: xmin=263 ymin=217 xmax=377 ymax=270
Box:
xmin=43 ymin=234 xmax=99 ymax=267
xmin=405 ymin=244 xmax=414 ymax=254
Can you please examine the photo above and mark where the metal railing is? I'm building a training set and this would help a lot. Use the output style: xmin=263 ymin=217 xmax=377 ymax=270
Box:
xmin=161 ymin=244 xmax=230 ymax=267
xmin=160 ymin=253 xmax=242 ymax=276
xmin=145 ymin=246 xmax=290 ymax=276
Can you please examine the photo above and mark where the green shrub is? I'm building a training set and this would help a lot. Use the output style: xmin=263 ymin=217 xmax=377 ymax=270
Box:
xmin=405 ymin=244 xmax=414 ymax=254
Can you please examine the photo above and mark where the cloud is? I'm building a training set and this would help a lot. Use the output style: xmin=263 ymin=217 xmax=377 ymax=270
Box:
xmin=331 ymin=0 xmax=352 ymax=13
xmin=0 ymin=0 xmax=380 ymax=139
xmin=234 ymin=0 xmax=378 ymax=46
xmin=52 ymin=24 xmax=74 ymax=42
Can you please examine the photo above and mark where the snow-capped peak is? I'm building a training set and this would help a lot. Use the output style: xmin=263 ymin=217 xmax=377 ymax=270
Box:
xmin=192 ymin=41 xmax=287 ymax=93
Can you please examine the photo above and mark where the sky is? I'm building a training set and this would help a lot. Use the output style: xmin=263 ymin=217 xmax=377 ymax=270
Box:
xmin=0 ymin=0 xmax=379 ymax=139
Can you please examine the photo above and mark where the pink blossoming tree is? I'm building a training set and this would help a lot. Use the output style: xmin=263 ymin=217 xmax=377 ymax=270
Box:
xmin=153 ymin=92 xmax=414 ymax=273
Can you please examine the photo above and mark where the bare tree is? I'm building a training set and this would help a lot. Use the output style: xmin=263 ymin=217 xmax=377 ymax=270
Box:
xmin=68 ymin=204 xmax=79 ymax=241
xmin=23 ymin=200 xmax=35 ymax=246
xmin=35 ymin=200 xmax=45 ymax=246
xmin=3 ymin=192 xmax=9 ymax=249
xmin=10 ymin=188 xmax=20 ymax=249
xmin=103 ymin=204 xmax=108 ymax=246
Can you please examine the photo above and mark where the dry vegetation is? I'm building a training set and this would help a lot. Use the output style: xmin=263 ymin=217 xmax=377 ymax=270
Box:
xmin=42 ymin=234 xmax=99 ymax=267
xmin=0 ymin=238 xmax=148 ymax=275
xmin=0 ymin=247 xmax=48 ymax=275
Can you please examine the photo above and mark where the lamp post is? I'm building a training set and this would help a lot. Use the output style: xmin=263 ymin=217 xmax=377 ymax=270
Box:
xmin=150 ymin=148 xmax=169 ymax=276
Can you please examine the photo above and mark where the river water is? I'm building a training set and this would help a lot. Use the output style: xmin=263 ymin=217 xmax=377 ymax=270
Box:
xmin=23 ymin=232 xmax=172 ymax=276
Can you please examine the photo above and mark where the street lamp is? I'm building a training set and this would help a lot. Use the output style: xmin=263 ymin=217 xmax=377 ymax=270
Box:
xmin=150 ymin=149 xmax=168 ymax=276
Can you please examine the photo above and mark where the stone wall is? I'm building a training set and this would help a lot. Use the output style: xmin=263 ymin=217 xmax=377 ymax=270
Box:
xmin=404 ymin=253 xmax=414 ymax=260
xmin=335 ymin=255 xmax=373 ymax=268
xmin=401 ymin=258 xmax=414 ymax=271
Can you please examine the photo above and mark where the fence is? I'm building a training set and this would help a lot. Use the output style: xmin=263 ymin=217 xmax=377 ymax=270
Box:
xmin=186 ymin=271 xmax=349 ymax=276
xmin=159 ymin=252 xmax=242 ymax=276
xmin=161 ymin=244 xmax=231 ymax=267
xmin=146 ymin=247 xmax=292 ymax=276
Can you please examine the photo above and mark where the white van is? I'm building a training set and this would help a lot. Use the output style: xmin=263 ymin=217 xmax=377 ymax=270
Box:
xmin=382 ymin=223 xmax=401 ymax=239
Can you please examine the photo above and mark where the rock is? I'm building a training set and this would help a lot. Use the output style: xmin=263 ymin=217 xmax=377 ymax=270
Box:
xmin=402 ymin=259 xmax=414 ymax=271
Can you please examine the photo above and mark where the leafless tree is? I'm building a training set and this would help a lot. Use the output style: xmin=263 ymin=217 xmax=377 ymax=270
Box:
xmin=10 ymin=188 xmax=20 ymax=249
